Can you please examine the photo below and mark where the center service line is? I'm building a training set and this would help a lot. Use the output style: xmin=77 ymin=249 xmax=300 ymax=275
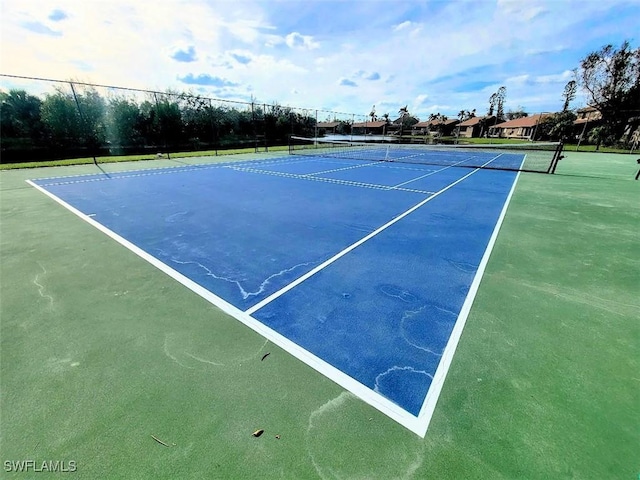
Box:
xmin=245 ymin=158 xmax=496 ymax=315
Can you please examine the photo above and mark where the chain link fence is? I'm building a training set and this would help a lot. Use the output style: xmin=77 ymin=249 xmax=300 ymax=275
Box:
xmin=0 ymin=75 xmax=382 ymax=164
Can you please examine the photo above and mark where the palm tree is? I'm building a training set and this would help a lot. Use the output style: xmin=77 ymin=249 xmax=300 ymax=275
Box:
xmin=488 ymin=93 xmax=498 ymax=116
xmin=398 ymin=106 xmax=409 ymax=136
xmin=427 ymin=113 xmax=448 ymax=138
xmin=382 ymin=112 xmax=390 ymax=136
xmin=456 ymin=111 xmax=467 ymax=143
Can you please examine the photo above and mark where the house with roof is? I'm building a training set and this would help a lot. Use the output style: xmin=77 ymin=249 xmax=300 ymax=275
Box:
xmin=351 ymin=120 xmax=389 ymax=135
xmin=316 ymin=121 xmax=341 ymax=135
xmin=412 ymin=118 xmax=460 ymax=137
xmin=488 ymin=114 xmax=550 ymax=140
xmin=574 ymin=106 xmax=602 ymax=124
xmin=573 ymin=106 xmax=602 ymax=139
xmin=573 ymin=107 xmax=599 ymax=141
xmin=457 ymin=115 xmax=496 ymax=138
xmin=387 ymin=115 xmax=420 ymax=135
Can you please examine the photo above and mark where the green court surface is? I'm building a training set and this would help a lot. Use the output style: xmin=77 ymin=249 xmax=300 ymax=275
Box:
xmin=0 ymin=151 xmax=638 ymax=479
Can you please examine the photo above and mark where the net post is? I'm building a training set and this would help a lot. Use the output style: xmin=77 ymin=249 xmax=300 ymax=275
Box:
xmin=549 ymin=141 xmax=564 ymax=174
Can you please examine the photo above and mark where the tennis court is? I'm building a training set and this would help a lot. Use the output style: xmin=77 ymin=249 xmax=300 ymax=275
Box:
xmin=1 ymin=146 xmax=637 ymax=479
xmin=28 ymin=145 xmax=530 ymax=436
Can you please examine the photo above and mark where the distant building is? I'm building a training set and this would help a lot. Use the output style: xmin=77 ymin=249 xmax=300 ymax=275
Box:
xmin=351 ymin=120 xmax=389 ymax=135
xmin=412 ymin=118 xmax=460 ymax=137
xmin=316 ymin=121 xmax=341 ymax=135
xmin=573 ymin=106 xmax=603 ymax=140
xmin=489 ymin=114 xmax=550 ymax=140
xmin=388 ymin=115 xmax=420 ymax=135
xmin=574 ymin=106 xmax=602 ymax=124
xmin=457 ymin=115 xmax=496 ymax=138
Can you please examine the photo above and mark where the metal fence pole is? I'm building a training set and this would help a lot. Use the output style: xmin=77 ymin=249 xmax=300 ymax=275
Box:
xmin=69 ymin=82 xmax=98 ymax=166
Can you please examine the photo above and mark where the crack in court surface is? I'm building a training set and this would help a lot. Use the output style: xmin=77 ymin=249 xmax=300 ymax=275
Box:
xmin=305 ymin=391 xmax=425 ymax=479
xmin=374 ymin=366 xmax=434 ymax=397
xmin=33 ymin=262 xmax=54 ymax=308
xmin=169 ymin=258 xmax=318 ymax=300
xmin=163 ymin=333 xmax=269 ymax=370
xmin=400 ymin=305 xmax=445 ymax=357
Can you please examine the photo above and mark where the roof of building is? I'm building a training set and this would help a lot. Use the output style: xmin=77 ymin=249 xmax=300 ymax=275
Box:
xmin=352 ymin=121 xmax=388 ymax=128
xmin=576 ymin=105 xmax=599 ymax=113
xmin=413 ymin=118 xmax=460 ymax=128
xmin=490 ymin=113 xmax=549 ymax=129
xmin=317 ymin=122 xmax=340 ymax=128
xmin=574 ymin=116 xmax=602 ymax=125
xmin=458 ymin=115 xmax=495 ymax=127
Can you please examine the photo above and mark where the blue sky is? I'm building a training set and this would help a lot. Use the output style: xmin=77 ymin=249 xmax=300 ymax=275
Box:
xmin=1 ymin=0 xmax=638 ymax=120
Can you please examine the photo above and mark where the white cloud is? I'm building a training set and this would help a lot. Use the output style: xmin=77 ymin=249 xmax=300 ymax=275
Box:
xmin=505 ymin=74 xmax=532 ymax=84
xmin=424 ymin=105 xmax=452 ymax=113
xmin=0 ymin=0 xmax=635 ymax=117
xmin=394 ymin=20 xmax=413 ymax=31
xmin=535 ymin=70 xmax=574 ymax=84
xmin=264 ymin=34 xmax=285 ymax=47
xmin=414 ymin=94 xmax=429 ymax=105
xmin=496 ymin=0 xmax=548 ymax=21
xmin=224 ymin=18 xmax=275 ymax=44
xmin=285 ymin=32 xmax=319 ymax=50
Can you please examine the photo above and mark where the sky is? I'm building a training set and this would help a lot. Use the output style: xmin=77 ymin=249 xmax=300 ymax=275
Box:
xmin=0 ymin=0 xmax=638 ymax=121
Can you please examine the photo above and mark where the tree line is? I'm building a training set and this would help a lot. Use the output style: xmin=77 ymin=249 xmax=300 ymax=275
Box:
xmin=1 ymin=41 xmax=638 ymax=161
xmin=507 ymin=41 xmax=638 ymax=146
xmin=0 ymin=85 xmax=317 ymax=162
xmin=433 ymin=41 xmax=639 ymax=146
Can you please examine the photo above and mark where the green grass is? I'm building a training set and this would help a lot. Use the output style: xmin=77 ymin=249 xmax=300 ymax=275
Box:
xmin=428 ymin=151 xmax=639 ymax=478
xmin=1 ymin=152 xmax=637 ymax=478
xmin=2 ymin=141 xmax=635 ymax=171
xmin=458 ymin=137 xmax=534 ymax=144
xmin=0 ymin=145 xmax=289 ymax=170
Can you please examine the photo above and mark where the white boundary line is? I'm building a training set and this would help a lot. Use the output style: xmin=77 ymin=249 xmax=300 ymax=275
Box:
xmin=34 ymin=155 xmax=301 ymax=184
xmin=25 ymin=177 xmax=428 ymax=435
xmin=26 ymin=154 xmax=519 ymax=438
xmin=411 ymin=163 xmax=523 ymax=436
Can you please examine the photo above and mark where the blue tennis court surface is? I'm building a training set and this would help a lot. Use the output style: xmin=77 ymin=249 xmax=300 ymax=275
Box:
xmin=29 ymin=154 xmax=520 ymax=436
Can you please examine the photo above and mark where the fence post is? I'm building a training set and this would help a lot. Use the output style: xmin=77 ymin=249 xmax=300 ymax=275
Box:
xmin=69 ymin=82 xmax=98 ymax=166
xmin=153 ymin=92 xmax=170 ymax=160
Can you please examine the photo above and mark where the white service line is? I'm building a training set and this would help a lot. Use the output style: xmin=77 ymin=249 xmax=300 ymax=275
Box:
xmin=388 ymin=156 xmax=475 ymax=190
xmin=23 ymin=176 xmax=439 ymax=437
xmin=245 ymin=160 xmax=492 ymax=316
xmin=412 ymin=161 xmax=521 ymax=437
xmin=27 ymin=150 xmax=517 ymax=438
xmin=301 ymin=161 xmax=377 ymax=177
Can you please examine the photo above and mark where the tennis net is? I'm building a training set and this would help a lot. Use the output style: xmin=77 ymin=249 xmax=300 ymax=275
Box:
xmin=289 ymin=136 xmax=564 ymax=173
